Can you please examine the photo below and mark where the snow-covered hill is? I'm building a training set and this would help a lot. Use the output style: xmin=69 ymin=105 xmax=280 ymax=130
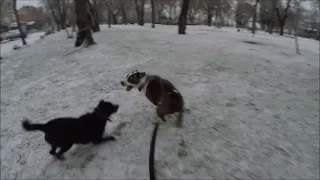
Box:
xmin=1 ymin=25 xmax=319 ymax=179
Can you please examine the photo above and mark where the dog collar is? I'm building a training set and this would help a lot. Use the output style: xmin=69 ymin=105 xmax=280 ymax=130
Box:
xmin=96 ymin=113 xmax=112 ymax=121
xmin=138 ymin=76 xmax=149 ymax=92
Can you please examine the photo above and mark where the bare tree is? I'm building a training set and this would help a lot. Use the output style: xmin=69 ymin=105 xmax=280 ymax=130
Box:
xmin=188 ymin=0 xmax=202 ymax=23
xmin=1 ymin=0 xmax=11 ymax=23
xmin=151 ymin=0 xmax=156 ymax=28
xmin=178 ymin=0 xmax=190 ymax=34
xmin=259 ymin=0 xmax=277 ymax=34
xmin=221 ymin=0 xmax=232 ymax=26
xmin=120 ymin=1 xmax=128 ymax=24
xmin=269 ymin=0 xmax=277 ymax=34
xmin=13 ymin=0 xmax=27 ymax=45
xmin=105 ymin=0 xmax=121 ymax=25
xmin=275 ymin=0 xmax=292 ymax=35
xmin=60 ymin=0 xmax=67 ymax=29
xmin=46 ymin=0 xmax=61 ymax=31
xmin=74 ymin=0 xmax=96 ymax=47
xmin=68 ymin=0 xmax=77 ymax=32
xmin=88 ymin=0 xmax=100 ymax=32
xmin=293 ymin=0 xmax=301 ymax=54
xmin=155 ymin=0 xmax=165 ymax=20
xmin=134 ymin=0 xmax=146 ymax=26
xmin=235 ymin=0 xmax=254 ymax=30
xmin=203 ymin=0 xmax=214 ymax=26
xmin=215 ymin=0 xmax=222 ymax=28
xmin=167 ymin=0 xmax=178 ymax=20
xmin=252 ymin=0 xmax=259 ymax=36
xmin=107 ymin=5 xmax=112 ymax=28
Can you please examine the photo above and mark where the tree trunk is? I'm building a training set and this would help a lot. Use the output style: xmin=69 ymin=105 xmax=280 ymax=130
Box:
xmin=61 ymin=0 xmax=67 ymax=29
xmin=275 ymin=0 xmax=292 ymax=36
xmin=294 ymin=21 xmax=300 ymax=54
xmin=252 ymin=0 xmax=258 ymax=36
xmin=87 ymin=0 xmax=99 ymax=32
xmin=140 ymin=0 xmax=145 ymax=26
xmin=13 ymin=0 xmax=27 ymax=45
xmin=169 ymin=5 xmax=173 ymax=20
xmin=113 ymin=13 xmax=118 ymax=24
xmin=215 ymin=0 xmax=221 ymax=28
xmin=72 ymin=23 xmax=76 ymax=31
xmin=207 ymin=9 xmax=212 ymax=26
xmin=173 ymin=2 xmax=177 ymax=21
xmin=56 ymin=0 xmax=66 ymax=29
xmin=268 ymin=20 xmax=273 ymax=34
xmin=74 ymin=0 xmax=95 ymax=47
xmin=47 ymin=0 xmax=61 ymax=31
xmin=279 ymin=21 xmax=285 ymax=35
xmin=293 ymin=0 xmax=300 ymax=54
xmin=91 ymin=0 xmax=100 ymax=32
xmin=134 ymin=0 xmax=141 ymax=24
xmin=90 ymin=0 xmax=100 ymax=32
xmin=108 ymin=8 xmax=112 ymax=28
xmin=134 ymin=0 xmax=145 ymax=26
xmin=70 ymin=0 xmax=76 ymax=32
xmin=64 ymin=27 xmax=72 ymax=38
xmin=178 ymin=0 xmax=190 ymax=34
xmin=268 ymin=0 xmax=277 ymax=34
xmin=151 ymin=0 xmax=156 ymax=28
xmin=121 ymin=4 xmax=128 ymax=24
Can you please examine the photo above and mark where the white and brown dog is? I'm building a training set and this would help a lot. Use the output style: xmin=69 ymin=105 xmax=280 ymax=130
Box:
xmin=120 ymin=70 xmax=185 ymax=127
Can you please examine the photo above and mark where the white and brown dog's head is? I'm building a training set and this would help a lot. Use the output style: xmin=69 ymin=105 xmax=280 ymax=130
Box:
xmin=120 ymin=70 xmax=147 ymax=91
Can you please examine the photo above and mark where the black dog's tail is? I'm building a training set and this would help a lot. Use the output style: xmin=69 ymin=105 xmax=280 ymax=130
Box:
xmin=149 ymin=123 xmax=159 ymax=180
xmin=22 ymin=119 xmax=47 ymax=132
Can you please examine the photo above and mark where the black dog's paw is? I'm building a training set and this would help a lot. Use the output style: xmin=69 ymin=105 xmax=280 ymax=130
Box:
xmin=93 ymin=136 xmax=116 ymax=145
xmin=55 ymin=155 xmax=66 ymax=161
xmin=49 ymin=151 xmax=56 ymax=155
xmin=106 ymin=136 xmax=116 ymax=141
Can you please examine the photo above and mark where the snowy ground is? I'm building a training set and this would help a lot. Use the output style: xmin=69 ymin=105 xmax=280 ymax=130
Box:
xmin=0 ymin=32 xmax=45 ymax=57
xmin=1 ymin=25 xmax=319 ymax=179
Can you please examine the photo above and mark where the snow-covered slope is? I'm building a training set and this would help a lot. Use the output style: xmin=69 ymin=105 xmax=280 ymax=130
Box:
xmin=1 ymin=32 xmax=45 ymax=57
xmin=1 ymin=25 xmax=319 ymax=179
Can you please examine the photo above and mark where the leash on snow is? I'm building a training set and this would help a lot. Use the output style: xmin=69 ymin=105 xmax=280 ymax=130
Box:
xmin=64 ymin=46 xmax=86 ymax=56
xmin=149 ymin=122 xmax=159 ymax=180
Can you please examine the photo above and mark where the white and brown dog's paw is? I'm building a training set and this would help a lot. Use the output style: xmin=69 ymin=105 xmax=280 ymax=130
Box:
xmin=152 ymin=118 xmax=164 ymax=124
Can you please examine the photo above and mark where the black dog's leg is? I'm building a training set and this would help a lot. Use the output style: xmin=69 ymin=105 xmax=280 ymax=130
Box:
xmin=56 ymin=144 xmax=72 ymax=160
xmin=49 ymin=145 xmax=57 ymax=155
xmin=176 ymin=112 xmax=183 ymax=128
xmin=93 ymin=136 xmax=116 ymax=145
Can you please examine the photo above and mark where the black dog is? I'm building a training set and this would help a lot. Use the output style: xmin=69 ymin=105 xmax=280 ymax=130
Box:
xmin=22 ymin=100 xmax=119 ymax=160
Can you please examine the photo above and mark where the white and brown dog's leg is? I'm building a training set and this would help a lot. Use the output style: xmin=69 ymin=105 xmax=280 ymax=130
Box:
xmin=152 ymin=109 xmax=163 ymax=124
xmin=156 ymin=107 xmax=167 ymax=122
xmin=152 ymin=107 xmax=166 ymax=124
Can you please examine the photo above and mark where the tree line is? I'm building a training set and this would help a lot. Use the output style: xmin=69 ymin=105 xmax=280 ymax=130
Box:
xmin=7 ymin=0 xmax=319 ymax=47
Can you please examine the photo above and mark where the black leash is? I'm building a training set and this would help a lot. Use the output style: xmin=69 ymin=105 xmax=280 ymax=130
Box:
xmin=149 ymin=123 xmax=159 ymax=180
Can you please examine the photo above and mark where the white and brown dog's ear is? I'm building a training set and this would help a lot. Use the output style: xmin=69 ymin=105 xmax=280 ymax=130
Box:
xmin=139 ymin=72 xmax=146 ymax=78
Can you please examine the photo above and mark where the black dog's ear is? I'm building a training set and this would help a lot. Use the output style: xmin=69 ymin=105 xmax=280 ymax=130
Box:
xmin=99 ymin=99 xmax=105 ymax=105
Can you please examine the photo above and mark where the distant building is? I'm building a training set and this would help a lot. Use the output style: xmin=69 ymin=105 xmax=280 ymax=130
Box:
xmin=1 ymin=5 xmax=45 ymax=30
xmin=298 ymin=20 xmax=319 ymax=40
xmin=18 ymin=6 xmax=45 ymax=29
